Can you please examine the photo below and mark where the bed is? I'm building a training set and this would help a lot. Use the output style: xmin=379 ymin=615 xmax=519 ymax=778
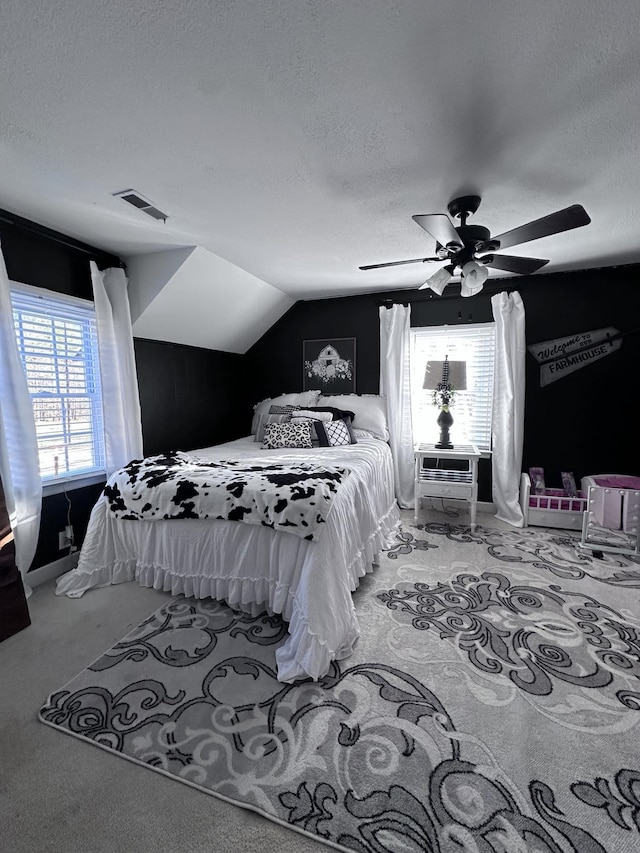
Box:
xmin=56 ymin=421 xmax=400 ymax=683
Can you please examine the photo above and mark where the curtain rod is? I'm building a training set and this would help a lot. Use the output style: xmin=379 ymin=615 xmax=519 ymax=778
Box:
xmin=375 ymin=283 xmax=517 ymax=306
xmin=0 ymin=211 xmax=121 ymax=264
xmin=375 ymin=259 xmax=640 ymax=307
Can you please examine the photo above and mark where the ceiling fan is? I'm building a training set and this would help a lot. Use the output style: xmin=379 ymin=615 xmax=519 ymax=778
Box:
xmin=359 ymin=195 xmax=591 ymax=296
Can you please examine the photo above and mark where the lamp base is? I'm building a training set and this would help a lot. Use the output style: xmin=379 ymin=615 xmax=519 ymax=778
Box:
xmin=436 ymin=408 xmax=454 ymax=450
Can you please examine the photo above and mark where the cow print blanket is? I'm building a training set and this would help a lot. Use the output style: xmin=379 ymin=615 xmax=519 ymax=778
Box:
xmin=102 ymin=452 xmax=350 ymax=541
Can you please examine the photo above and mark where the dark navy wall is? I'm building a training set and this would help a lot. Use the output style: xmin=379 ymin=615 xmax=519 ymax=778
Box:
xmin=1 ymin=209 xmax=121 ymax=571
xmin=246 ymin=266 xmax=640 ymax=501
xmin=519 ymin=269 xmax=638 ymax=488
xmin=134 ymin=338 xmax=250 ymax=457
xmin=4 ymin=203 xmax=638 ymax=565
xmin=0 ymin=208 xmax=117 ymax=294
xmin=1 ymin=209 xmax=250 ymax=571
xmin=246 ymin=285 xmax=497 ymax=402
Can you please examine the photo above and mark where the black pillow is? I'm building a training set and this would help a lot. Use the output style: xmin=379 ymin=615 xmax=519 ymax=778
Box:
xmin=268 ymin=404 xmax=301 ymax=414
xmin=314 ymin=418 xmax=358 ymax=447
xmin=305 ymin=405 xmax=356 ymax=422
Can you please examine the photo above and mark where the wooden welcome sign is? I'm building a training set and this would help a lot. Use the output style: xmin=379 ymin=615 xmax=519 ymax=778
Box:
xmin=528 ymin=326 xmax=622 ymax=386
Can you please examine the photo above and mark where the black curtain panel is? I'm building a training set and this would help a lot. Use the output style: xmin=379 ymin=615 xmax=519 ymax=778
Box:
xmin=0 ymin=475 xmax=31 ymax=642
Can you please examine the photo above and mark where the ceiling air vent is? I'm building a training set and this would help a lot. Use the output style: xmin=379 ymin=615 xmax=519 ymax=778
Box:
xmin=113 ymin=189 xmax=168 ymax=222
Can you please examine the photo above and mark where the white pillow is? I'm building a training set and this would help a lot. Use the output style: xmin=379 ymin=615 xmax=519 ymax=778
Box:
xmin=251 ymin=391 xmax=321 ymax=434
xmin=291 ymin=410 xmax=333 ymax=422
xmin=317 ymin=394 xmax=389 ymax=440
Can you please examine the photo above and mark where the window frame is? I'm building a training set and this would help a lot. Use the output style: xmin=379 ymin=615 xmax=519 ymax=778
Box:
xmin=410 ymin=322 xmax=496 ymax=455
xmin=10 ymin=281 xmax=107 ymax=495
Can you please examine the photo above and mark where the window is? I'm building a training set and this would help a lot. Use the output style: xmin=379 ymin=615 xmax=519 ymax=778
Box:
xmin=11 ymin=284 xmax=105 ymax=486
xmin=411 ymin=323 xmax=496 ymax=452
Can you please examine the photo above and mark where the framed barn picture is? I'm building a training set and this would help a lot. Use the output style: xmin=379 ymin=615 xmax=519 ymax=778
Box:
xmin=303 ymin=338 xmax=356 ymax=393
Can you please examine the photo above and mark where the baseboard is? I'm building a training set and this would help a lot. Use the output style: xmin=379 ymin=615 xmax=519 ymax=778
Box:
xmin=27 ymin=551 xmax=79 ymax=589
xmin=477 ymin=501 xmax=497 ymax=514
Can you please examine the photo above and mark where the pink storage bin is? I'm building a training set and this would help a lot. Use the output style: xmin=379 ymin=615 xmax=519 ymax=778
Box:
xmin=591 ymin=475 xmax=640 ymax=490
xmin=528 ymin=488 xmax=586 ymax=513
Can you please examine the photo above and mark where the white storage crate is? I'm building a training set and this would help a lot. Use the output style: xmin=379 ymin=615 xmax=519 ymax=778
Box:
xmin=579 ymin=474 xmax=640 ymax=557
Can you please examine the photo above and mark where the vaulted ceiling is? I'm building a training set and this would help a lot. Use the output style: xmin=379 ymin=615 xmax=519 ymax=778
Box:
xmin=1 ymin=1 xmax=639 ymax=351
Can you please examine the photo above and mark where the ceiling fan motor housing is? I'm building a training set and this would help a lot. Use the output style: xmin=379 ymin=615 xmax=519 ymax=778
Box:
xmin=450 ymin=224 xmax=491 ymax=266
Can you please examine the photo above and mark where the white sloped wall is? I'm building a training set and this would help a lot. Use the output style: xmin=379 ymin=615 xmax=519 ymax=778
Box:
xmin=127 ymin=246 xmax=294 ymax=354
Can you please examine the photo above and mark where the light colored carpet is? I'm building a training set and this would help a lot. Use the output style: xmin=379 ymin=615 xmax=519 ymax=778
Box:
xmin=1 ymin=565 xmax=325 ymax=852
xmin=33 ymin=511 xmax=640 ymax=852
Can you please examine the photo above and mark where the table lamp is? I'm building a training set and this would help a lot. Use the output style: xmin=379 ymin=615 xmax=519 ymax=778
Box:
xmin=423 ymin=356 xmax=467 ymax=448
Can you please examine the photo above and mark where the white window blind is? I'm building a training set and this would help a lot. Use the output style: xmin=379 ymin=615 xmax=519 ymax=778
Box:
xmin=411 ymin=323 xmax=496 ymax=452
xmin=11 ymin=285 xmax=106 ymax=483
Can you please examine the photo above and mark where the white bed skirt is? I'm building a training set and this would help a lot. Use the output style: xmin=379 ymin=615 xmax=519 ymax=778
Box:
xmin=56 ymin=436 xmax=401 ymax=682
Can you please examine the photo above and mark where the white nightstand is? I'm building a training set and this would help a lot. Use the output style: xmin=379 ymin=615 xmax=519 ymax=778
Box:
xmin=414 ymin=442 xmax=480 ymax=530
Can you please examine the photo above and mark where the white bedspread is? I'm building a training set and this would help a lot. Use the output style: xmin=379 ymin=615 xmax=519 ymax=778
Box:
xmin=56 ymin=436 xmax=400 ymax=682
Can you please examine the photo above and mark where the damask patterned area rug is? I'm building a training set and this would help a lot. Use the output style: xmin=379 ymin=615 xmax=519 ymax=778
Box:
xmin=39 ymin=516 xmax=640 ymax=852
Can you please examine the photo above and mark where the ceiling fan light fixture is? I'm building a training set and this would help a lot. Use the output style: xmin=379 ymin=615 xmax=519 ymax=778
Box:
xmin=460 ymin=261 xmax=489 ymax=297
xmin=419 ymin=263 xmax=454 ymax=294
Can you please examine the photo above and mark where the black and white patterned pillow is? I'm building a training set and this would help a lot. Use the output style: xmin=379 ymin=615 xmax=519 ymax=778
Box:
xmin=262 ymin=419 xmax=313 ymax=449
xmin=254 ymin=413 xmax=293 ymax=442
xmin=315 ymin=418 xmax=357 ymax=447
xmin=287 ymin=414 xmax=327 ymax=446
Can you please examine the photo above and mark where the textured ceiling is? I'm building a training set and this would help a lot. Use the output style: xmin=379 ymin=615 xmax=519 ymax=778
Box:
xmin=1 ymin=0 xmax=639 ymax=304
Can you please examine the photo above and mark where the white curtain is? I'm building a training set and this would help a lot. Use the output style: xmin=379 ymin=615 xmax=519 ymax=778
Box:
xmin=90 ymin=262 xmax=143 ymax=476
xmin=379 ymin=304 xmax=414 ymax=508
xmin=0 ymin=242 xmax=42 ymax=596
xmin=491 ymin=291 xmax=526 ymax=526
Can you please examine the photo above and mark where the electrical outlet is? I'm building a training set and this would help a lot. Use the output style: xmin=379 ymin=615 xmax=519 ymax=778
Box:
xmin=58 ymin=526 xmax=74 ymax=550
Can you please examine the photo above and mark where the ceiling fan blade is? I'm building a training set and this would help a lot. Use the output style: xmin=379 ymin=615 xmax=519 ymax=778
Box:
xmin=491 ymin=204 xmax=591 ymax=251
xmin=412 ymin=214 xmax=462 ymax=249
xmin=359 ymin=256 xmax=441 ymax=271
xmin=480 ymin=254 xmax=549 ymax=275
